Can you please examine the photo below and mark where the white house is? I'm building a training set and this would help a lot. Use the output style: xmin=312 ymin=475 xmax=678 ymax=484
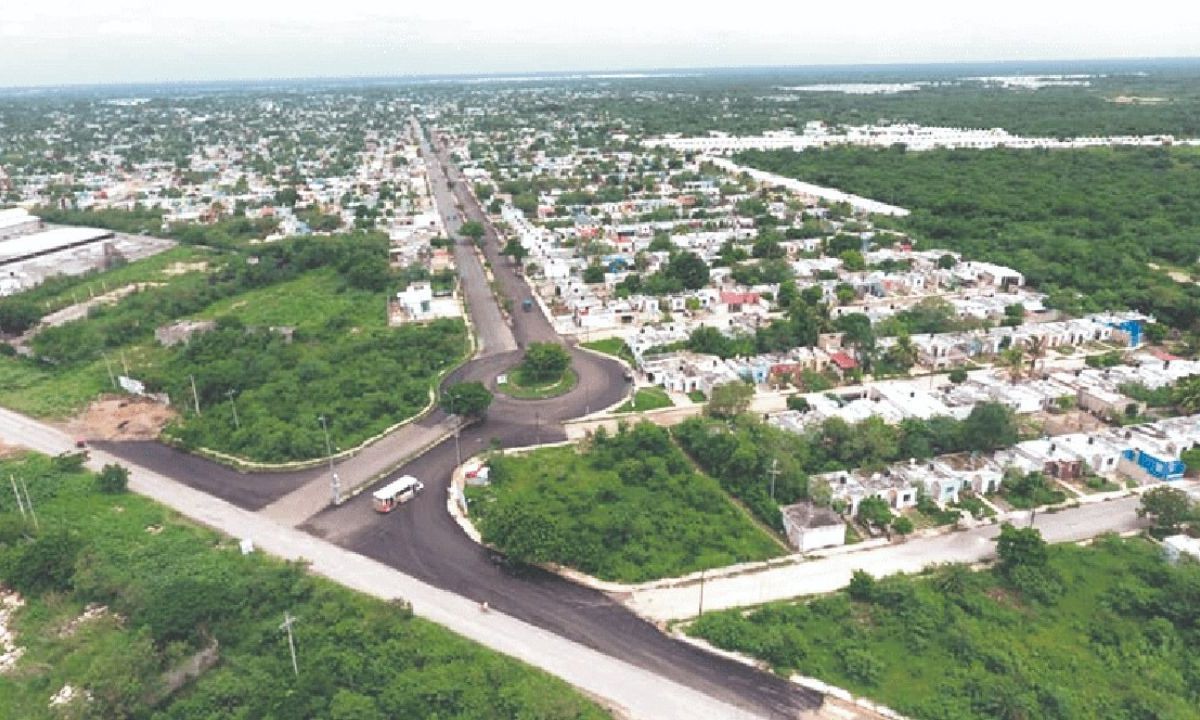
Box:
xmin=780 ymin=502 xmax=846 ymax=552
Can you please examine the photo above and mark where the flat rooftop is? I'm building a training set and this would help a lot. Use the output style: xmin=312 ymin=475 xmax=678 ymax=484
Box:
xmin=0 ymin=226 xmax=114 ymax=265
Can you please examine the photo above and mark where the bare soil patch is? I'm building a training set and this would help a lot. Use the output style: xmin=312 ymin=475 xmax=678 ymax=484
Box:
xmin=162 ymin=261 xmax=209 ymax=276
xmin=69 ymin=396 xmax=178 ymax=441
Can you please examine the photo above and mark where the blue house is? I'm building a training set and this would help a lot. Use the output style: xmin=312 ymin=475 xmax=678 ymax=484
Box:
xmin=1120 ymin=447 xmax=1185 ymax=482
xmin=1104 ymin=317 xmax=1144 ymax=347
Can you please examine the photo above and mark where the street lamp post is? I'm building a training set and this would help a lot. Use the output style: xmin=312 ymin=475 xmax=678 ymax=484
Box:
xmin=318 ymin=415 xmax=341 ymax=505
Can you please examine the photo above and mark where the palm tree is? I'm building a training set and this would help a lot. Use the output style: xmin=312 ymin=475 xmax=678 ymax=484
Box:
xmin=1172 ymin=374 xmax=1200 ymax=414
xmin=1025 ymin=335 xmax=1047 ymax=376
xmin=891 ymin=332 xmax=919 ymax=370
xmin=1001 ymin=346 xmax=1026 ymax=384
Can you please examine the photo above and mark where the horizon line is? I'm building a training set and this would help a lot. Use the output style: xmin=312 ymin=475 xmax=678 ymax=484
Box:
xmin=3 ymin=55 xmax=1200 ymax=95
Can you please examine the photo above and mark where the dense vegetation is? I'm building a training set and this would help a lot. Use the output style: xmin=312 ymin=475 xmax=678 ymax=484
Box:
xmin=739 ymin=146 xmax=1200 ymax=331
xmin=0 ymin=234 xmax=468 ymax=461
xmin=673 ymin=403 xmax=1019 ymax=529
xmin=36 ymin=206 xmax=279 ymax=248
xmin=468 ymin=423 xmax=782 ymax=582
xmin=158 ymin=317 xmax=464 ymax=461
xmin=0 ymin=452 xmax=608 ymax=720
xmin=689 ymin=534 xmax=1200 ymax=720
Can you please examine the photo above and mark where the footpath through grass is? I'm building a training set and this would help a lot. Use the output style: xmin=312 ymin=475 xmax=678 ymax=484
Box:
xmin=0 ymin=451 xmax=610 ymax=720
xmin=689 ymin=535 xmax=1200 ymax=720
xmin=467 ymin=423 xmax=783 ymax=582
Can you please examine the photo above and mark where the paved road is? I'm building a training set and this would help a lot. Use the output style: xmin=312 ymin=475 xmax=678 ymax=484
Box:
xmin=628 ymin=497 xmax=1153 ymax=621
xmin=0 ymin=406 xmax=776 ymax=720
xmin=83 ymin=124 xmax=821 ymax=718
xmin=417 ymin=118 xmax=518 ymax=357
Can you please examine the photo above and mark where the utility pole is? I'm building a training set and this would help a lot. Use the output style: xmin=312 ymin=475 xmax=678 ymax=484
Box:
xmin=534 ymin=412 xmax=541 ymax=445
xmin=10 ymin=475 xmax=26 ymax=519
xmin=189 ymin=375 xmax=201 ymax=415
xmin=279 ymin=612 xmax=299 ymax=677
xmin=225 ymin=389 xmax=240 ymax=430
xmin=119 ymin=351 xmax=129 ymax=376
xmin=697 ymin=569 xmax=706 ymax=617
xmin=20 ymin=477 xmax=37 ymax=531
xmin=102 ymin=354 xmax=117 ymax=389
xmin=768 ymin=458 xmax=780 ymax=502
xmin=318 ymin=415 xmax=341 ymax=505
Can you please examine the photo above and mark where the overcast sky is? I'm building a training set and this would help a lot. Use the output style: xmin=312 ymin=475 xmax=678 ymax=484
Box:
xmin=2 ymin=1 xmax=1199 ymax=87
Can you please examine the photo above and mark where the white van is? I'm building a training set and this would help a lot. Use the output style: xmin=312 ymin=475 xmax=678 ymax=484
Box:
xmin=372 ymin=475 xmax=425 ymax=513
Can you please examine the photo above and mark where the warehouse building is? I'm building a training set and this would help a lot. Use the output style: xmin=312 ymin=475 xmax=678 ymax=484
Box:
xmin=0 ymin=208 xmax=42 ymax=241
xmin=0 ymin=227 xmax=115 ymax=267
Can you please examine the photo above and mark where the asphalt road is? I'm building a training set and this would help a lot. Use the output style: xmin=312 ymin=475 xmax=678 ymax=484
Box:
xmin=92 ymin=124 xmax=823 ymax=718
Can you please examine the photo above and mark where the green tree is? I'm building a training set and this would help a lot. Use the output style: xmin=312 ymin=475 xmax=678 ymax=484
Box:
xmin=441 ymin=381 xmax=493 ymax=419
xmin=666 ymin=251 xmax=710 ymax=290
xmin=706 ymin=381 xmax=755 ymax=419
xmin=459 ymin=220 xmax=485 ymax=242
xmin=3 ymin=529 xmax=81 ymax=595
xmin=961 ymin=402 xmax=1017 ymax=453
xmin=948 ymin=367 xmax=968 ymax=384
xmin=996 ymin=523 xmax=1048 ymax=575
xmin=1137 ymin=485 xmax=1195 ymax=535
xmin=1172 ymin=374 xmax=1200 ymax=414
xmin=856 ymin=496 xmax=894 ymax=531
xmin=520 ymin=342 xmax=571 ymax=383
xmin=502 ymin=238 xmax=528 ymax=263
xmin=1000 ymin=346 xmax=1026 ymax=384
xmin=96 ymin=463 xmax=130 ymax=494
xmin=847 ymin=570 xmax=877 ymax=602
xmin=0 ymin=297 xmax=41 ymax=334
xmin=839 ymin=249 xmax=866 ymax=272
xmin=583 ymin=263 xmax=606 ymax=284
xmin=891 ymin=515 xmax=914 ymax=536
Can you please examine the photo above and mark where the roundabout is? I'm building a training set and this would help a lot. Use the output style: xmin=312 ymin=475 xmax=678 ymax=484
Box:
xmin=496 ymin=366 xmax=579 ymax=400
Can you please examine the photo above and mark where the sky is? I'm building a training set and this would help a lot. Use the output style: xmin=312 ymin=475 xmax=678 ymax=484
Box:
xmin=2 ymin=0 xmax=1199 ymax=87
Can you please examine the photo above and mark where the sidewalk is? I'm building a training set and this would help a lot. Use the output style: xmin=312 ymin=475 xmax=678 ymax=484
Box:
xmin=0 ymin=406 xmax=772 ymax=720
xmin=626 ymin=494 xmax=1148 ymax=621
xmin=260 ymin=415 xmax=457 ymax=526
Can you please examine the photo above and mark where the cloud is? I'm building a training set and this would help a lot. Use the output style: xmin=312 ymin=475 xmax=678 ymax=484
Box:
xmin=96 ymin=19 xmax=154 ymax=37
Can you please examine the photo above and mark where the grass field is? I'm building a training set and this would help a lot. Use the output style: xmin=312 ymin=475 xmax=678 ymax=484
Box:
xmin=689 ymin=536 xmax=1200 ymax=720
xmin=0 ymin=451 xmax=610 ymax=720
xmin=196 ymin=268 xmax=386 ymax=334
xmin=617 ymin=387 xmax=674 ymax=413
xmin=467 ymin=423 xmax=783 ymax=582
xmin=0 ymin=344 xmax=169 ymax=419
xmin=581 ymin=337 xmax=636 ymax=365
